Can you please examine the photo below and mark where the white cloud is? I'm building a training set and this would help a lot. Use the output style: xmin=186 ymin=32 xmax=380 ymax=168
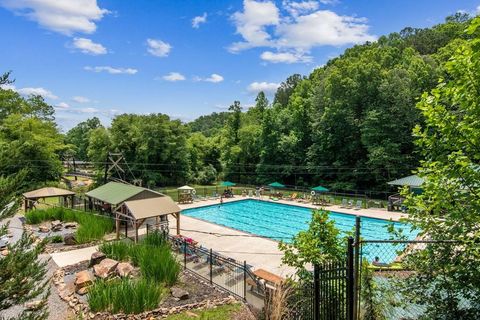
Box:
xmin=56 ymin=102 xmax=70 ymax=109
xmin=84 ymin=66 xmax=138 ymax=74
xmin=477 ymin=5 xmax=480 ymax=13
xmin=247 ymin=81 xmax=280 ymax=94
xmin=162 ymin=72 xmax=186 ymax=82
xmin=193 ymin=74 xmax=224 ymax=83
xmin=72 ymin=37 xmax=106 ymax=55
xmin=192 ymin=12 xmax=207 ymax=28
xmin=204 ymin=74 xmax=224 ymax=83
xmin=16 ymin=87 xmax=58 ymax=99
xmin=72 ymin=96 xmax=90 ymax=103
xmin=79 ymin=107 xmax=99 ymax=113
xmin=0 ymin=0 xmax=109 ymax=35
xmin=260 ymin=51 xmax=312 ymax=63
xmin=229 ymin=0 xmax=376 ymax=63
xmin=283 ymin=0 xmax=319 ymax=17
xmin=146 ymin=38 xmax=171 ymax=57
xmin=229 ymin=0 xmax=280 ymax=52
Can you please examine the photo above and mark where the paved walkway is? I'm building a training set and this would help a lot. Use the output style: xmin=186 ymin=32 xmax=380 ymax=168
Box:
xmin=50 ymin=245 xmax=98 ymax=268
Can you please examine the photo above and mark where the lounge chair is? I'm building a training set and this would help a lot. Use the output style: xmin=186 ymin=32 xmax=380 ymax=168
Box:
xmin=355 ymin=200 xmax=362 ymax=210
xmin=248 ymin=190 xmax=253 ymax=197
xmin=340 ymin=198 xmax=348 ymax=208
xmin=286 ymin=193 xmax=297 ymax=201
xmin=347 ymin=200 xmax=354 ymax=208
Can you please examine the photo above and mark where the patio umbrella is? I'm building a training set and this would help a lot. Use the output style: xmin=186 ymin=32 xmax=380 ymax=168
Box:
xmin=311 ymin=185 xmax=329 ymax=192
xmin=268 ymin=182 xmax=285 ymax=188
xmin=220 ymin=181 xmax=236 ymax=187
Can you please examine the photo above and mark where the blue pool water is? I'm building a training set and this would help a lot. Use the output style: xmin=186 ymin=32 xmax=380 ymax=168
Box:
xmin=182 ymin=199 xmax=417 ymax=262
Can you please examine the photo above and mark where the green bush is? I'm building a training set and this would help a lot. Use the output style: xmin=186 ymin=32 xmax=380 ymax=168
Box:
xmin=25 ymin=207 xmax=114 ymax=244
xmin=47 ymin=235 xmax=63 ymax=243
xmin=88 ymin=278 xmax=165 ymax=314
xmin=99 ymin=241 xmax=133 ymax=262
xmin=138 ymin=244 xmax=180 ymax=286
xmin=99 ymin=233 xmax=180 ymax=285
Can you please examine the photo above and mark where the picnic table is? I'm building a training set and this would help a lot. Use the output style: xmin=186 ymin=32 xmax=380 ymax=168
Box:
xmin=247 ymin=268 xmax=284 ymax=293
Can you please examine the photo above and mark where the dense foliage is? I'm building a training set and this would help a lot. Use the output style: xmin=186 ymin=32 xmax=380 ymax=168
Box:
xmin=401 ymin=16 xmax=480 ymax=319
xmin=60 ymin=14 xmax=473 ymax=191
xmin=0 ymin=170 xmax=49 ymax=320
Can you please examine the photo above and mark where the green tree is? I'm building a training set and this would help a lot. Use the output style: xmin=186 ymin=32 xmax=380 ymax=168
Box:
xmin=0 ymin=171 xmax=49 ymax=320
xmin=279 ymin=210 xmax=344 ymax=279
xmin=65 ymin=117 xmax=103 ymax=160
xmin=273 ymin=74 xmax=303 ymax=108
xmin=402 ymin=17 xmax=480 ymax=318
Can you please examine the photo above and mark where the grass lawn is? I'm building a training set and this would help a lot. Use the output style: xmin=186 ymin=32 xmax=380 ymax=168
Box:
xmin=164 ymin=303 xmax=242 ymax=320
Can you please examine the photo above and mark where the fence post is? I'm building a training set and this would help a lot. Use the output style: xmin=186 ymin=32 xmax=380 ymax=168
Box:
xmin=243 ymin=261 xmax=247 ymax=300
xmin=314 ymin=264 xmax=320 ymax=320
xmin=146 ymin=223 xmax=149 ymax=235
xmin=346 ymin=237 xmax=354 ymax=320
xmin=209 ymin=249 xmax=213 ymax=285
xmin=353 ymin=216 xmax=361 ymax=319
xmin=183 ymin=239 xmax=187 ymax=269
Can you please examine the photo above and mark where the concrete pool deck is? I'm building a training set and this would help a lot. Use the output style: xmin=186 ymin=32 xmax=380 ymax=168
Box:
xmin=166 ymin=197 xmax=407 ymax=277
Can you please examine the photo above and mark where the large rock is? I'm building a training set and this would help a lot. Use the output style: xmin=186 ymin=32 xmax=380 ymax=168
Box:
xmin=51 ymin=220 xmax=62 ymax=231
xmin=58 ymin=282 xmax=76 ymax=301
xmin=89 ymin=251 xmax=106 ymax=267
xmin=74 ymin=270 xmax=94 ymax=292
xmin=93 ymin=258 xmax=118 ymax=279
xmin=24 ymin=300 xmax=43 ymax=310
xmin=63 ymin=233 xmax=76 ymax=245
xmin=38 ymin=224 xmax=50 ymax=233
xmin=116 ymin=262 xmax=134 ymax=277
xmin=170 ymin=287 xmax=189 ymax=300
xmin=64 ymin=222 xmax=78 ymax=229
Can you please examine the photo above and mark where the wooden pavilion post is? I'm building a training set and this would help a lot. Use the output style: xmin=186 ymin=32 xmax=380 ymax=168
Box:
xmin=24 ymin=198 xmax=28 ymax=212
xmin=173 ymin=212 xmax=180 ymax=235
xmin=115 ymin=212 xmax=120 ymax=240
xmin=134 ymin=220 xmax=138 ymax=243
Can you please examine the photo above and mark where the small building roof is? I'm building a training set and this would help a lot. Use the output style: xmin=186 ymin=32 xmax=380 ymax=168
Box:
xmin=123 ymin=197 xmax=180 ymax=220
xmin=177 ymin=185 xmax=194 ymax=190
xmin=86 ymin=182 xmax=159 ymax=206
xmin=23 ymin=187 xmax=75 ymax=199
xmin=387 ymin=175 xmax=424 ymax=188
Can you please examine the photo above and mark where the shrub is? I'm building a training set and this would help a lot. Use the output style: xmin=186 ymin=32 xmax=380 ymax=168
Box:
xmin=138 ymin=244 xmax=180 ymax=286
xmin=88 ymin=278 xmax=165 ymax=314
xmin=25 ymin=207 xmax=114 ymax=244
xmin=47 ymin=235 xmax=63 ymax=243
xmin=98 ymin=233 xmax=180 ymax=286
xmin=98 ymin=241 xmax=133 ymax=262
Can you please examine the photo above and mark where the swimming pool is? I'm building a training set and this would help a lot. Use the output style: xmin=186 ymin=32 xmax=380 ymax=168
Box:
xmin=182 ymin=199 xmax=417 ymax=262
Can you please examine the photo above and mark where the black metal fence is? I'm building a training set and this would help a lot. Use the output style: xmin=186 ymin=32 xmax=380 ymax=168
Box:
xmin=356 ymin=239 xmax=476 ymax=320
xmin=146 ymin=224 xmax=265 ymax=309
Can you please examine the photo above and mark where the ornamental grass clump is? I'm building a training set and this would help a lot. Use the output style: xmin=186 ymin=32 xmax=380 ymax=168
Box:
xmin=88 ymin=278 xmax=165 ymax=314
xmin=137 ymin=243 xmax=180 ymax=286
xmin=98 ymin=241 xmax=133 ymax=262
xmin=25 ymin=207 xmax=114 ymax=244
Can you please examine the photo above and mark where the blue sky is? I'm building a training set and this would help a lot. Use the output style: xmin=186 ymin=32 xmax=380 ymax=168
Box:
xmin=1 ymin=0 xmax=479 ymax=131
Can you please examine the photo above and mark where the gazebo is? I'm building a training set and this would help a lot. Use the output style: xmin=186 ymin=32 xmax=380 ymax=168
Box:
xmin=387 ymin=175 xmax=424 ymax=193
xmin=177 ymin=185 xmax=195 ymax=204
xmin=116 ymin=197 xmax=181 ymax=242
xmin=23 ymin=187 xmax=75 ymax=212
xmin=85 ymin=182 xmax=163 ymax=214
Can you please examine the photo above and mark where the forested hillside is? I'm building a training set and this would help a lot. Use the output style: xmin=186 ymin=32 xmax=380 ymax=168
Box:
xmin=3 ymin=13 xmax=473 ymax=192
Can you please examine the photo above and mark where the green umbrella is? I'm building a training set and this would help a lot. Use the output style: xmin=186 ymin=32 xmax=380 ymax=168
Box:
xmin=220 ymin=181 xmax=236 ymax=187
xmin=268 ymin=182 xmax=285 ymax=188
xmin=311 ymin=185 xmax=329 ymax=192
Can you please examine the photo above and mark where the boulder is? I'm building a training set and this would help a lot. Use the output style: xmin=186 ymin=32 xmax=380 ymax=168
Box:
xmin=75 ymin=270 xmax=94 ymax=292
xmin=64 ymin=222 xmax=78 ymax=229
xmin=58 ymin=282 xmax=76 ymax=301
xmin=24 ymin=300 xmax=43 ymax=310
xmin=1 ymin=249 xmax=9 ymax=256
xmin=170 ymin=287 xmax=189 ymax=300
xmin=76 ymin=287 xmax=89 ymax=295
xmin=89 ymin=251 xmax=106 ymax=267
xmin=51 ymin=220 xmax=62 ymax=231
xmin=39 ymin=224 xmax=50 ymax=233
xmin=63 ymin=233 xmax=77 ymax=245
xmin=116 ymin=262 xmax=134 ymax=277
xmin=93 ymin=258 xmax=118 ymax=279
